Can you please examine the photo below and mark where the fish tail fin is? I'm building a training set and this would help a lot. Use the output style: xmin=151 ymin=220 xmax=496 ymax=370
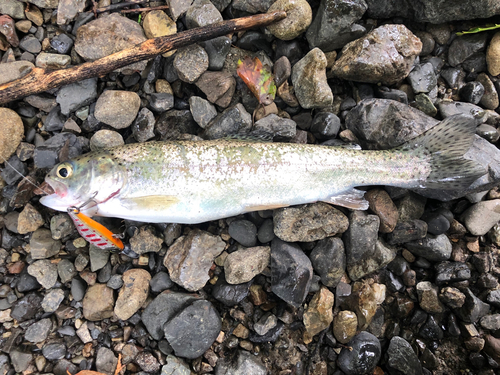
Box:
xmin=397 ymin=115 xmax=486 ymax=190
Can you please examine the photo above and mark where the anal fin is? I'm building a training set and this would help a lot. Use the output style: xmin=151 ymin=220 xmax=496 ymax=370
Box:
xmin=322 ymin=188 xmax=369 ymax=210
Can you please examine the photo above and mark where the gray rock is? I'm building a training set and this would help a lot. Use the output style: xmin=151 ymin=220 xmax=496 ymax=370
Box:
xmin=202 ymin=103 xmax=252 ymax=140
xmin=251 ymin=114 xmax=297 ymax=141
xmin=418 ymin=315 xmax=443 ymax=341
xmin=185 ymin=0 xmax=222 ymax=28
xmin=0 ymin=0 xmax=25 ymax=19
xmin=50 ymin=214 xmax=75 ymax=240
xmin=408 ymin=63 xmax=437 ymax=93
xmin=306 ymin=0 xmax=367 ymax=52
xmin=257 ymin=218 xmax=275 ymax=243
xmin=149 ymin=93 xmax=175 ymax=113
xmin=271 ymin=238 xmax=312 ymax=307
xmin=337 ymin=331 xmax=381 ymax=375
xmin=435 ymin=262 xmax=471 ymax=285
xmin=477 ymin=73 xmax=499 ymax=110
xmin=44 ymin=105 xmax=66 ymax=132
xmin=25 ymin=318 xmax=52 ymax=343
xmin=345 ymin=98 xmax=439 ymax=150
xmin=56 ymin=78 xmax=97 ymax=116
xmin=406 ymin=234 xmax=452 ymax=262
xmin=224 ymin=246 xmax=270 ymax=284
xmin=150 ymin=271 xmax=174 ymax=293
xmin=462 ymin=199 xmax=500 ymax=236
xmin=266 ymin=0 xmax=312 ymax=41
xmin=41 ymin=288 xmax=65 ymax=312
xmin=487 ymin=290 xmax=500 ymax=308
xmin=11 ymin=293 xmax=42 ymax=322
xmin=132 ymin=108 xmax=156 ymax=142
xmin=89 ymin=245 xmax=110 ymax=272
xmin=106 ymin=274 xmax=123 ymax=289
xmin=310 ymin=112 xmax=341 ymax=140
xmin=51 ymin=32 xmax=74 ymax=53
xmin=386 ymin=336 xmax=423 ymax=375
xmin=212 ymin=277 xmax=251 ymax=306
xmin=480 ymin=314 xmax=500 ymax=331
xmin=19 ymin=34 xmax=41 ymax=53
xmin=42 ymin=342 xmax=66 ymax=360
xmin=386 ymin=220 xmax=427 ymax=245
xmin=155 ymin=109 xmax=198 ymax=140
xmin=28 ymin=259 xmax=58 ymax=289
xmin=215 ymin=350 xmax=267 ymax=375
xmin=10 ymin=350 xmax=32 ymax=373
xmin=331 ymin=24 xmax=422 ymax=85
xmin=36 ymin=52 xmax=71 ymax=69
xmin=164 ymin=300 xmax=221 ymax=359
xmin=71 ymin=278 xmax=86 ymax=302
xmin=189 ymin=96 xmax=217 ymax=128
xmin=1 ymin=155 xmax=26 ymax=185
xmin=228 ymin=220 xmax=257 ymax=247
xmin=274 ymin=202 xmax=349 ymax=242
xmin=449 ymin=33 xmax=488 ymax=67
xmin=309 ymin=237 xmax=345 ymax=288
xmin=199 ymin=36 xmax=231 ymax=70
xmin=129 ymin=225 xmax=164 ymax=254
xmin=162 ymin=355 xmax=191 ymax=375
xmin=438 ymin=101 xmax=485 ymax=120
xmin=0 ymin=61 xmax=34 ymax=85
xmin=291 ymin=48 xmax=333 ymax=108
xmin=455 ymin=288 xmax=490 ymax=323
xmin=195 ymin=71 xmax=236 ymax=108
xmin=173 ymin=44 xmax=209 ymax=83
xmin=460 ymin=81 xmax=485 ymax=105
xmin=94 ymin=90 xmax=141 ymax=129
xmin=96 ymin=347 xmax=118 ymax=375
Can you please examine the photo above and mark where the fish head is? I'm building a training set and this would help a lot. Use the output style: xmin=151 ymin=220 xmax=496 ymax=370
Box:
xmin=40 ymin=152 xmax=126 ymax=216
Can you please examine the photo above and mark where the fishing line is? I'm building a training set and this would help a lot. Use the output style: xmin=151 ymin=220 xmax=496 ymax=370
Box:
xmin=0 ymin=154 xmax=52 ymax=195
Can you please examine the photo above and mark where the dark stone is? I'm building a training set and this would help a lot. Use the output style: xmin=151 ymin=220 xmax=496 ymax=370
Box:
xmin=45 ymin=105 xmax=66 ymax=132
xmin=455 ymin=288 xmax=490 ymax=323
xmin=155 ymin=109 xmax=198 ymax=140
xmin=434 ymin=261 xmax=471 ymax=285
xmin=418 ymin=315 xmax=443 ymax=341
xmin=405 ymin=234 xmax=452 ymax=261
xmin=408 ymin=63 xmax=437 ymax=93
xmin=10 ymin=293 xmax=42 ymax=322
xmin=386 ymin=336 xmax=423 ymax=375
xmin=309 ymin=237 xmax=345 ymax=288
xmin=202 ymin=103 xmax=252 ymax=140
xmin=42 ymin=343 xmax=66 ymax=360
xmin=257 ymin=219 xmax=275 ymax=243
xmin=51 ymin=33 xmax=74 ymax=54
xmin=212 ymin=277 xmax=251 ymax=306
xmin=337 ymin=331 xmax=381 ymax=375
xmin=460 ymin=81 xmax=485 ymax=104
xmin=248 ymin=320 xmax=284 ymax=343
xmin=236 ymin=31 xmax=272 ymax=55
xmin=440 ymin=68 xmax=463 ymax=89
xmin=270 ymin=238 xmax=312 ymax=307
xmin=200 ymin=36 xmax=231 ymax=71
xmin=70 ymin=278 xmax=86 ymax=302
xmin=1 ymin=155 xmax=26 ymax=185
xmin=149 ymin=93 xmax=175 ymax=113
xmin=164 ymin=299 xmax=221 ymax=359
xmin=421 ymin=210 xmax=452 ymax=235
xmin=17 ymin=267 xmax=41 ymax=293
xmin=375 ymin=87 xmax=408 ymax=104
xmin=228 ymin=220 xmax=257 ymax=247
xmin=448 ymin=33 xmax=488 ymax=67
xmin=310 ymin=112 xmax=341 ymax=140
xmin=149 ymin=271 xmax=174 ymax=293
xmin=215 ymin=350 xmax=267 ymax=375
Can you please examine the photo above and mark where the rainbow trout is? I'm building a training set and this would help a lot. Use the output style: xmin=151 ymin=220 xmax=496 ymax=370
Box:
xmin=40 ymin=115 xmax=485 ymax=223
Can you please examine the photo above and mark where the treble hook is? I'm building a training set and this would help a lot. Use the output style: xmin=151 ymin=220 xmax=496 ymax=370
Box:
xmin=68 ymin=191 xmax=98 ymax=214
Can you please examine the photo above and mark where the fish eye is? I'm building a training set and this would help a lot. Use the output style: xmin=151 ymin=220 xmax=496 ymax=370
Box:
xmin=56 ymin=163 xmax=73 ymax=179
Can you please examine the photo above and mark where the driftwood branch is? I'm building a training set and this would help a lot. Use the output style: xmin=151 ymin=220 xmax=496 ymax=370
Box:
xmin=0 ymin=11 xmax=286 ymax=105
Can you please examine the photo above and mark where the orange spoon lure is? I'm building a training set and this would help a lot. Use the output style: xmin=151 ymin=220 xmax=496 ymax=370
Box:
xmin=67 ymin=207 xmax=124 ymax=250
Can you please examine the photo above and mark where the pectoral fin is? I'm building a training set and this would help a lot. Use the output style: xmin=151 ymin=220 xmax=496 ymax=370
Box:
xmin=323 ymin=188 xmax=369 ymax=210
xmin=245 ymin=203 xmax=289 ymax=212
xmin=121 ymin=195 xmax=180 ymax=211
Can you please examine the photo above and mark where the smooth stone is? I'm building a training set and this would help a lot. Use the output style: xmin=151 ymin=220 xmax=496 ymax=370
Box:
xmin=41 ymin=288 xmax=65 ymax=312
xmin=386 ymin=336 xmax=423 ymax=375
xmin=185 ymin=0 xmax=222 ymax=28
xmin=303 ymin=286 xmax=334 ymax=337
xmin=406 ymin=234 xmax=452 ymax=261
xmin=56 ymin=0 xmax=85 ymax=24
xmin=270 ymin=238 xmax=312 ymax=307
xmin=257 ymin=218 xmax=275 ymax=243
xmin=173 ymin=44 xmax=209 ymax=83
xmin=195 ymin=71 xmax=236 ymax=108
xmin=189 ymin=96 xmax=217 ymax=128
xmin=164 ymin=229 xmax=225 ymax=291
xmin=51 ymin=32 xmax=74 ymax=54
xmin=71 ymin=278 xmax=86 ymax=301
xmin=132 ymin=108 xmax=156 ymax=142
xmin=42 ymin=342 xmax=66 ymax=360
xmin=462 ymin=199 xmax=500 ymax=236
xmin=89 ymin=129 xmax=124 ymax=151
xmin=337 ymin=331 xmax=381 ymax=375
xmin=199 ymin=36 xmax=231 ymax=71
xmin=477 ymin=123 xmax=500 ymax=143
xmin=224 ymin=246 xmax=270 ymax=284
xmin=310 ymin=237 xmax=345 ymax=288
xmin=364 ymin=188 xmax=398 ymax=233
xmin=0 ymin=61 xmax=34 ymax=85
xmin=212 ymin=277 xmax=251 ymax=306
xmin=487 ymin=31 xmax=500 ymax=76
xmin=449 ymin=33 xmax=488 ymax=67
xmin=115 ymin=269 xmax=151 ymax=320
xmin=202 ymin=103 xmax=251 ymax=139
xmin=142 ymin=10 xmax=177 ymax=57
xmin=310 ymin=112 xmax=340 ymax=140
xmin=460 ymin=81 xmax=485 ymax=105
xmin=331 ymin=24 xmax=422 ymax=85
xmin=25 ymin=318 xmax=52 ymax=343
xmin=56 ymin=78 xmax=98 ymax=116
xmin=291 ymin=48 xmax=333 ymax=108
xmin=35 ymin=52 xmax=71 ymax=69
xmin=27 ymin=259 xmax=58 ymax=289
xmin=94 ymin=90 xmax=141 ymax=129
xmin=416 ymin=281 xmax=444 ymax=313
xmin=0 ymin=108 xmax=24 ymax=160
xmin=273 ymin=202 xmax=349 ymax=242
xmin=251 ymin=114 xmax=297 ymax=141
xmin=150 ymin=271 xmax=174 ymax=293
xmin=89 ymin=245 xmax=109 ymax=272
xmin=266 ymin=0 xmax=312 ymax=40
xmin=19 ymin=34 xmax=41 ymax=53
xmin=333 ymin=310 xmax=358 ymax=344
xmin=82 ymin=283 xmax=115 ymax=321
xmin=480 ymin=314 xmax=500 ymax=331
xmin=10 ymin=350 xmax=32 ymax=373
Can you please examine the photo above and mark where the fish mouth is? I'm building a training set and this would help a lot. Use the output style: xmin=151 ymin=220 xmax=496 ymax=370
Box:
xmin=39 ymin=176 xmax=73 ymax=212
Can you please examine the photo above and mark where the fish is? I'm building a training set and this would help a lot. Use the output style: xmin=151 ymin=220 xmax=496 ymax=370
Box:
xmin=40 ymin=115 xmax=486 ymax=224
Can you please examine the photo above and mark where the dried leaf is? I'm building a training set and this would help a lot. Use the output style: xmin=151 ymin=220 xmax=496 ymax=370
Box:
xmin=237 ymin=56 xmax=276 ymax=105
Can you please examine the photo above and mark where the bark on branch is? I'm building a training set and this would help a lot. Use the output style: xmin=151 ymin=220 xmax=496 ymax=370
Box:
xmin=0 ymin=11 xmax=286 ymax=105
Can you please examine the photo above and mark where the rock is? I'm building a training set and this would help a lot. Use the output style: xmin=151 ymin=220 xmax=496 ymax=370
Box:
xmin=142 ymin=10 xmax=177 ymax=57
xmin=386 ymin=336 xmax=423 ymax=375
xmin=271 ymin=238 xmax=312 ymax=307
xmin=408 ymin=62 xmax=437 ymax=93
xmin=460 ymin=81 xmax=485 ymax=105
xmin=129 ymin=226 xmax=164 ymax=255
xmin=71 ymin=278 xmax=86 ymax=302
xmin=41 ymin=288 xmax=65 ymax=312
xmin=306 ymin=0 xmax=367 ymax=52
xmin=42 ymin=342 xmax=66 ymax=360
xmin=25 ymin=318 xmax=52 ymax=343
xmin=164 ymin=299 xmax=221 ymax=359
xmin=416 ymin=281 xmax=445 ymax=313
xmin=252 ymin=114 xmax=297 ymax=141
xmin=174 ymin=44 xmax=209 ymax=83
xmin=477 ymin=123 xmax=500 ymax=143
xmin=337 ymin=331 xmax=381 ymax=375
xmin=480 ymin=314 xmax=500 ymax=331
xmin=345 ymin=99 xmax=439 ymax=149
xmin=75 ymin=13 xmax=147 ymax=73
xmin=155 ymin=109 xmax=198 ymax=140
xmin=291 ymin=48 xmax=333 ymax=109
xmin=142 ymin=291 xmax=201 ymax=340
xmin=56 ymin=78 xmax=98 ymax=116
xmin=164 ymin=229 xmax=225 ymax=291
xmin=487 ymin=31 xmax=500 ymax=77
xmin=94 ymin=90 xmax=141 ymax=129
xmin=82 ymin=283 xmax=115 ymax=321
xmin=266 ymin=0 xmax=312 ymax=41
xmin=11 ymin=293 xmax=42 ymax=322
xmin=333 ymin=310 xmax=358 ymax=344
xmin=483 ymin=335 xmax=500 ymax=364
xmin=406 ymin=234 xmax=452 ymax=261
xmin=331 ymin=24 xmax=421 ymax=85
xmin=162 ymin=355 xmax=191 ymax=374
xmin=0 ymin=61 xmax=34 ymax=85
xmin=435 ymin=261 xmax=470 ymax=285
xmin=202 ymin=103 xmax=251 ymax=139
xmin=455 ymin=288 xmax=490 ymax=323
xmin=224 ymin=246 xmax=270 ymax=284
xmin=346 ymin=282 xmax=378 ymax=330
xmin=57 ymin=0 xmax=85 ymax=24
xmin=132 ymin=108 xmax=156 ymax=142
xmin=0 ymin=0 xmax=25 ymax=19
xmin=419 ymin=315 xmax=443 ymax=341
xmin=136 ymin=352 xmax=160 ymax=373
xmin=89 ymin=129 xmax=124 ymax=150
xmin=17 ymin=203 xmax=44 ymax=234
xmin=0 ymin=15 xmax=18 ymax=47
xmin=19 ymin=34 xmax=41 ymax=53
xmin=0 ymin=108 xmax=24 ymax=160
xmin=228 ymin=220 xmax=257 ymax=247
xmin=310 ymin=112 xmax=340 ymax=140
xmin=200 ymin=36 xmax=232 ymax=71
xmin=212 ymin=277 xmax=251 ymax=306
xmin=462 ymin=199 xmax=500 ymax=236
xmin=150 ymin=271 xmax=174 ymax=293
xmin=449 ymin=33 xmax=488 ymax=67
xmin=10 ymin=350 xmax=32 ymax=373
xmin=115 ymin=269 xmax=151 ymax=320
xmin=35 ymin=52 xmax=71 ymax=69
xmin=195 ymin=71 xmax=236 ymax=108
xmin=215 ymin=350 xmax=267 ymax=375
xmin=365 ymin=189 xmax=398 ymax=233
xmin=303 ymin=286 xmax=334 ymax=336
xmin=28 ymin=260 xmax=58 ymax=289
xmin=189 ymin=96 xmax=217 ymax=128
xmin=96 ymin=347 xmax=118 ymax=375
xmin=257 ymin=219 xmax=275 ymax=243
xmin=89 ymin=245 xmax=109 ymax=272
xmin=50 ymin=32 xmax=74 ymax=54
xmin=310 ymin=237 xmax=345 ymax=288
xmin=185 ymin=0 xmax=222 ymax=28
xmin=273 ymin=202 xmax=349 ymax=242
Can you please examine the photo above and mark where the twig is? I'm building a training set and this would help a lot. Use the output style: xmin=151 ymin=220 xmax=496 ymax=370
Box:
xmin=121 ymin=5 xmax=170 ymax=14
xmin=0 ymin=11 xmax=286 ymax=105
xmin=92 ymin=0 xmax=149 ymax=15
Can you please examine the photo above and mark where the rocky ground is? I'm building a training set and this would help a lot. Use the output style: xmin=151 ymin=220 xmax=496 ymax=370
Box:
xmin=1 ymin=0 xmax=500 ymax=374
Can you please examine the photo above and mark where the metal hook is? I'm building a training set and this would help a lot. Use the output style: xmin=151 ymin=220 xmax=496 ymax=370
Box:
xmin=67 ymin=191 xmax=98 ymax=214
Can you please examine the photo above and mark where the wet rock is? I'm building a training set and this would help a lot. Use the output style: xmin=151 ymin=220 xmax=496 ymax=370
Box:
xmin=252 ymin=114 xmax=297 ymax=141
xmin=200 ymin=36 xmax=232 ymax=71
xmin=189 ymin=96 xmax=217 ymax=128
xmin=215 ymin=350 xmax=267 ymax=375
xmin=185 ymin=0 xmax=223 ymax=28
xmin=477 ymin=124 xmax=499 ymax=143
xmin=212 ymin=277 xmax=251 ymax=306
xmin=347 ymin=282 xmax=378 ymax=329
xmin=56 ymin=78 xmax=97 ymax=116
xmin=136 ymin=351 xmax=161 ymax=373
xmin=96 ymin=347 xmax=118 ymax=375
xmin=460 ymin=81 xmax=485 ymax=105
xmin=487 ymin=31 xmax=500 ymax=77
xmin=42 ymin=288 xmax=65 ymax=312
xmin=11 ymin=293 xmax=42 ymax=322
xmin=164 ymin=229 xmax=225 ymax=291
xmin=162 ymin=355 xmax=191 ymax=374
xmin=419 ymin=315 xmax=443 ymax=341
xmin=303 ymin=286 xmax=334 ymax=336
xmin=480 ymin=314 xmax=500 ymax=331
xmin=274 ymin=202 xmax=348 ymax=242
xmin=202 ymin=103 xmax=251 ymax=139
xmin=150 ymin=271 xmax=174 ymax=293
xmin=306 ymin=0 xmax=366 ymax=52
xmin=174 ymin=44 xmax=209 ymax=83
xmin=17 ymin=203 xmax=44 ymax=234
xmin=0 ymin=108 xmax=24 ymax=160
xmin=333 ymin=310 xmax=358 ymax=344
xmin=406 ymin=234 xmax=452 ymax=262
xmin=408 ymin=62 xmax=437 ymax=93
xmin=164 ymin=299 xmax=221 ymax=359
xmin=271 ymin=238 xmax=312 ymax=307
xmin=82 ymin=283 xmax=115 ymax=321
xmin=129 ymin=226 xmax=164 ymax=255
xmin=89 ymin=245 xmax=109 ymax=272
xmin=75 ymin=13 xmax=147 ymax=72
xmin=332 ymin=24 xmax=421 ymax=85
xmin=291 ymin=48 xmax=333 ymax=108
xmin=19 ymin=34 xmax=41 ymax=53
xmin=115 ymin=269 xmax=151 ymax=320
xmin=224 ymin=246 xmax=270 ymax=284
xmin=386 ymin=336 xmax=422 ymax=375
xmin=142 ymin=291 xmax=201 ymax=340
xmin=365 ymin=188 xmax=398 ymax=233
xmin=143 ymin=10 xmax=177 ymax=58
xmin=10 ymin=350 xmax=32 ymax=373
xmin=132 ymin=108 xmax=156 ymax=142
xmin=71 ymin=278 xmax=86 ymax=302
xmin=337 ymin=331 xmax=381 ymax=375
xmin=455 ymin=288 xmax=490 ymax=323
xmin=28 ymin=259 xmax=58 ymax=289
xmin=310 ymin=237 xmax=345 ymax=288
xmin=25 ymin=318 xmax=52 ymax=343
xmin=195 ymin=71 xmax=236 ymax=108
xmin=94 ymin=90 xmax=141 ymax=129
xmin=90 ymin=129 xmax=124 ymax=150
xmin=462 ymin=199 xmax=500 ymax=236
xmin=435 ymin=262 xmax=470 ymax=285
xmin=266 ymin=0 xmax=312 ymax=40
xmin=449 ymin=33 xmax=488 ymax=67
xmin=416 ymin=281 xmax=445 ymax=313
xmin=228 ymin=220 xmax=257 ymax=247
